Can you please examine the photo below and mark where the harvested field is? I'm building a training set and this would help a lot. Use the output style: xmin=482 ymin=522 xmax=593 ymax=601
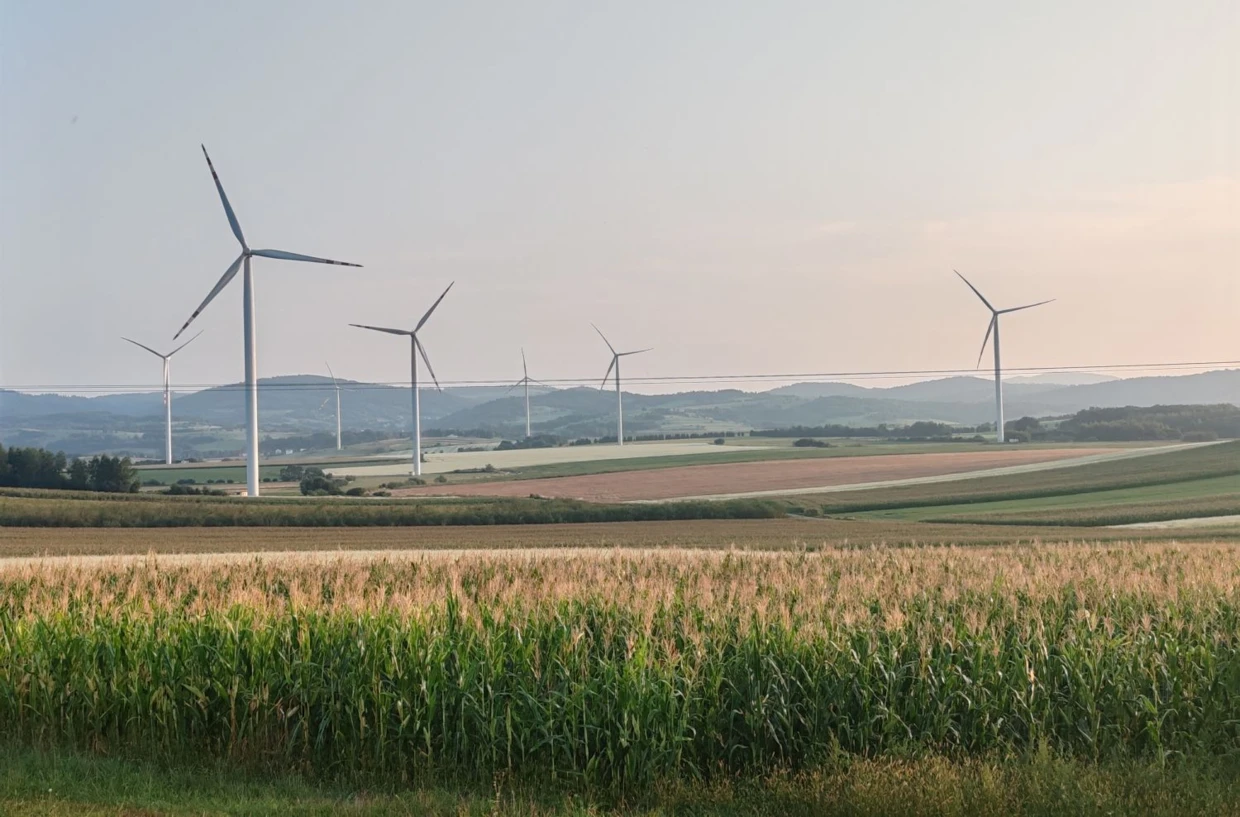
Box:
xmin=394 ymin=447 xmax=1112 ymax=501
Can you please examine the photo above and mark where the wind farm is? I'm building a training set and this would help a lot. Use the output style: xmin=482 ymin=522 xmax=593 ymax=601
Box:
xmin=2 ymin=6 xmax=1237 ymax=815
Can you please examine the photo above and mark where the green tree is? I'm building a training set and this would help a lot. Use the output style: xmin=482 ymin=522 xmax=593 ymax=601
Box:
xmin=67 ymin=459 xmax=90 ymax=490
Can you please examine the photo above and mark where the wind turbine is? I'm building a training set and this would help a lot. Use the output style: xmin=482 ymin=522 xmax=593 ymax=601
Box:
xmin=593 ymin=324 xmax=651 ymax=446
xmin=121 ymin=331 xmax=202 ymax=465
xmin=507 ymin=349 xmax=542 ymax=439
xmin=955 ymin=271 xmax=1054 ymax=443
xmin=319 ymin=362 xmax=342 ymax=451
xmin=350 ymin=282 xmax=453 ymax=476
xmin=173 ymin=145 xmax=361 ymax=497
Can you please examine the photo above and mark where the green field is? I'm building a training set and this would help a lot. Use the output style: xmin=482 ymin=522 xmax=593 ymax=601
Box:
xmin=858 ymin=474 xmax=1240 ymax=526
xmin=6 ymin=747 xmax=1237 ymax=816
xmin=2 ymin=545 xmax=1238 ymax=814
xmin=786 ymin=440 xmax=1240 ymax=519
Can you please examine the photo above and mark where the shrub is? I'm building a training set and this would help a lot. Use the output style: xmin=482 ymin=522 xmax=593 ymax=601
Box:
xmin=793 ymin=438 xmax=830 ymax=448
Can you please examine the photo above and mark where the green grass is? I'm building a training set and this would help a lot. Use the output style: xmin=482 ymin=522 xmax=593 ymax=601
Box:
xmin=858 ymin=474 xmax=1240 ymax=524
xmin=789 ymin=440 xmax=1240 ymax=516
xmin=4 ymin=747 xmax=1238 ymax=816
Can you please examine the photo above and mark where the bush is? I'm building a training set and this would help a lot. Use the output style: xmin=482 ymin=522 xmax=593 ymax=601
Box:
xmin=793 ymin=438 xmax=831 ymax=448
xmin=713 ymin=438 xmax=725 ymax=445
xmin=345 ymin=487 xmax=367 ymax=497
xmin=435 ymin=475 xmax=448 ymax=484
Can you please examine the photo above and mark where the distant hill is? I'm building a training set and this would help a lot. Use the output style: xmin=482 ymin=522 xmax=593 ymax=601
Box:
xmin=4 ymin=369 xmax=1237 ymax=456
xmin=1006 ymin=372 xmax=1119 ymax=386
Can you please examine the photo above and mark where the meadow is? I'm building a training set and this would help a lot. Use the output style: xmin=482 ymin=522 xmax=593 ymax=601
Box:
xmin=2 ymin=543 xmax=1238 ymax=814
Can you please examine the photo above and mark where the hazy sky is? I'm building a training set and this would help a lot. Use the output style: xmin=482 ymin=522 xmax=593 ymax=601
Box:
xmin=2 ymin=1 xmax=1236 ymax=395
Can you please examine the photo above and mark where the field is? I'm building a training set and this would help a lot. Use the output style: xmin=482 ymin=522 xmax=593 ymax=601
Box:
xmin=8 ymin=516 xmax=1236 ymax=560
xmin=857 ymin=474 xmax=1240 ymax=526
xmin=395 ymin=447 xmax=1119 ymax=501
xmin=2 ymin=543 xmax=1238 ymax=815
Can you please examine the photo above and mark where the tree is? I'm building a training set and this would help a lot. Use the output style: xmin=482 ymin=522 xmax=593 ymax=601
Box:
xmin=88 ymin=455 xmax=140 ymax=493
xmin=67 ymin=459 xmax=90 ymax=490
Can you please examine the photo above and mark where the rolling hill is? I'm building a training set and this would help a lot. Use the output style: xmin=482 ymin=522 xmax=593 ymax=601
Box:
xmin=3 ymin=370 xmax=1237 ymax=457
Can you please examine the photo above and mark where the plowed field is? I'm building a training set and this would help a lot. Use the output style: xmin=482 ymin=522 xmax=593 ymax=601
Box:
xmin=395 ymin=448 xmax=1111 ymax=502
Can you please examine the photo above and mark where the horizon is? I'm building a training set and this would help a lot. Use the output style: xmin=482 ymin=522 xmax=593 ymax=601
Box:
xmin=7 ymin=365 xmax=1236 ymax=402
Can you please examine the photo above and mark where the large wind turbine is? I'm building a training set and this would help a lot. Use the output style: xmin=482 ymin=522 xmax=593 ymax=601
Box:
xmin=593 ymin=324 xmax=651 ymax=446
xmin=508 ymin=349 xmax=539 ymax=439
xmin=173 ymin=146 xmax=361 ymax=497
xmin=955 ymin=271 xmax=1053 ymax=443
xmin=121 ymin=331 xmax=202 ymax=465
xmin=320 ymin=363 xmax=342 ymax=451
xmin=350 ymin=282 xmax=453 ymax=476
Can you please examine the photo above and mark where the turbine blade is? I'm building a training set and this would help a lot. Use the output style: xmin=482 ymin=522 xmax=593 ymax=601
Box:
xmin=999 ymin=298 xmax=1055 ymax=314
xmin=976 ymin=316 xmax=996 ymax=369
xmin=954 ymin=270 xmax=995 ymax=312
xmin=121 ymin=337 xmax=164 ymax=359
xmin=591 ymin=323 xmax=616 ymax=354
xmin=415 ymin=337 xmax=442 ymax=392
xmin=349 ymin=323 xmax=411 ymax=336
xmin=251 ymin=248 xmax=362 ymax=267
xmin=521 ymin=348 xmax=528 ymax=379
xmin=619 ymin=347 xmax=653 ymax=356
xmin=600 ymin=355 xmax=616 ymax=390
xmin=319 ymin=396 xmax=331 ymax=411
xmin=414 ymin=281 xmax=455 ymax=332
xmin=167 ymin=329 xmax=204 ymax=358
xmin=174 ymin=253 xmax=244 ymax=339
xmin=326 ymin=361 xmax=337 ymax=386
xmin=201 ymin=145 xmax=246 ymax=249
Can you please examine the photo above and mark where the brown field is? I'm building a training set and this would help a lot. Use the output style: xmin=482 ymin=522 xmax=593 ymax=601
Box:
xmin=392 ymin=448 xmax=1111 ymax=501
xmin=0 ymin=516 xmax=1208 ymax=559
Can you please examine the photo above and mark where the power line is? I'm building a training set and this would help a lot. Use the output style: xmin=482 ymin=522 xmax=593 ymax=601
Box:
xmin=2 ymin=359 xmax=1236 ymax=395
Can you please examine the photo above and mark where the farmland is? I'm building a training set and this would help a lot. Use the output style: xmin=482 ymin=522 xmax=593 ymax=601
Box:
xmin=395 ymin=446 xmax=1118 ymax=501
xmin=2 ymin=543 xmax=1238 ymax=814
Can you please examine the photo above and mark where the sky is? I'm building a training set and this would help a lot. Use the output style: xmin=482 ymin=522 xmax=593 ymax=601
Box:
xmin=1 ymin=1 xmax=1236 ymax=396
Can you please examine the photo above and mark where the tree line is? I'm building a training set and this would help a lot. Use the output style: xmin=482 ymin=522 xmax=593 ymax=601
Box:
xmin=1006 ymin=404 xmax=1240 ymax=443
xmin=0 ymin=444 xmax=140 ymax=493
xmin=753 ymin=421 xmax=965 ymax=440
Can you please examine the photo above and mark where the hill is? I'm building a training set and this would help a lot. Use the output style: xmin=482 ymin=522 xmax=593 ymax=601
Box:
xmin=3 ymin=370 xmax=1237 ymax=457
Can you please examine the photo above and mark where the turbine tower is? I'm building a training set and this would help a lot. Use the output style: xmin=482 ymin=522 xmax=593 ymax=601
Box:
xmin=121 ymin=331 xmax=202 ymax=465
xmin=322 ymin=362 xmax=342 ymax=451
xmin=955 ymin=271 xmax=1053 ymax=443
xmin=173 ymin=146 xmax=361 ymax=497
xmin=508 ymin=349 xmax=538 ymax=439
xmin=593 ymin=324 xmax=651 ymax=446
xmin=351 ymin=282 xmax=453 ymax=476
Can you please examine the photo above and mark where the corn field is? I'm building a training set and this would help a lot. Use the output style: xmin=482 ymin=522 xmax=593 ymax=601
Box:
xmin=2 ymin=544 xmax=1238 ymax=788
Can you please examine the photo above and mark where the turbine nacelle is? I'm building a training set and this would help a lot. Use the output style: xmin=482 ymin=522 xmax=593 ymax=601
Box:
xmin=173 ymin=146 xmax=362 ymax=340
xmin=954 ymin=270 xmax=1054 ymax=368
